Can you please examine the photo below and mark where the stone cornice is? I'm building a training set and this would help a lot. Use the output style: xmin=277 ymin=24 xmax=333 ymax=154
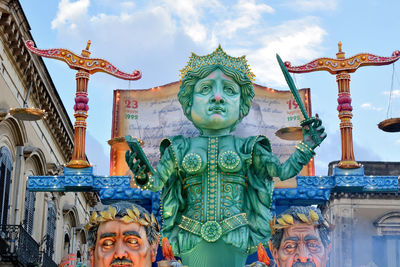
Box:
xmin=0 ymin=0 xmax=74 ymax=162
xmin=330 ymin=191 xmax=400 ymax=200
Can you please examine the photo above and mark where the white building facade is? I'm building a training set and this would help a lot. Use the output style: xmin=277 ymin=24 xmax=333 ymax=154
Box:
xmin=0 ymin=1 xmax=98 ymax=266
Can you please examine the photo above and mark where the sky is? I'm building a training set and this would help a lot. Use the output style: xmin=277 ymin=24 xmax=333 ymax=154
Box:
xmin=19 ymin=0 xmax=400 ymax=176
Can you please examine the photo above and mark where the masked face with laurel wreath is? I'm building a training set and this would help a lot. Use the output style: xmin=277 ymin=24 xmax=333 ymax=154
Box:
xmin=269 ymin=206 xmax=332 ymax=267
xmin=86 ymin=203 xmax=160 ymax=267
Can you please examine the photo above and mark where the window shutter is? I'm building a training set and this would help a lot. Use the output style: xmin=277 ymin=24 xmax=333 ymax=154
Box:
xmin=0 ymin=147 xmax=13 ymax=226
xmin=23 ymin=181 xmax=36 ymax=235
xmin=46 ymin=202 xmax=57 ymax=258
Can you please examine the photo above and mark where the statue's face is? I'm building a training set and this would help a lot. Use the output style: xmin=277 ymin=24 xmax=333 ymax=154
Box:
xmin=190 ymin=68 xmax=240 ymax=135
xmin=91 ymin=219 xmax=157 ymax=267
xmin=270 ymin=224 xmax=331 ymax=267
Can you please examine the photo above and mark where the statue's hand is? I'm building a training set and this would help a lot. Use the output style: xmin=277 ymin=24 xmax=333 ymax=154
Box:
xmin=301 ymin=114 xmax=326 ymax=150
xmin=125 ymin=136 xmax=155 ymax=183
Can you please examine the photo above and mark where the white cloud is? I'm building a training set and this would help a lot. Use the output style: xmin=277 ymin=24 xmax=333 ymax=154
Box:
xmin=361 ymin=103 xmax=383 ymax=111
xmin=120 ymin=1 xmax=135 ymax=9
xmin=50 ymin=1 xmax=328 ymax=88
xmin=383 ymin=89 xmax=400 ymax=98
xmin=286 ymin=0 xmax=338 ymax=11
xmin=160 ymin=0 xmax=220 ymax=44
xmin=244 ymin=18 xmax=327 ymax=86
xmin=51 ymin=0 xmax=90 ymax=29
xmin=157 ymin=0 xmax=273 ymax=46
xmin=216 ymin=0 xmax=274 ymax=39
xmin=183 ymin=21 xmax=207 ymax=43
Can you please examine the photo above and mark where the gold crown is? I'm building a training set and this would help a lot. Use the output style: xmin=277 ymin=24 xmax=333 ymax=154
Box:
xmin=179 ymin=45 xmax=255 ymax=81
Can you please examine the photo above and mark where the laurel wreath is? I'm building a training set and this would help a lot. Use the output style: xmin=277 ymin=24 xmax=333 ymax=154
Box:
xmin=85 ymin=205 xmax=160 ymax=232
xmin=269 ymin=209 xmax=330 ymax=235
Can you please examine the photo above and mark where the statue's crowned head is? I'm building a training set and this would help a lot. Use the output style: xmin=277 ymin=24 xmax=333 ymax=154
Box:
xmin=178 ymin=46 xmax=255 ymax=134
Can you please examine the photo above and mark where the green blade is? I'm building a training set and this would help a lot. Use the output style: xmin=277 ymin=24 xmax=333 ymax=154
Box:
xmin=276 ymin=53 xmax=309 ymax=120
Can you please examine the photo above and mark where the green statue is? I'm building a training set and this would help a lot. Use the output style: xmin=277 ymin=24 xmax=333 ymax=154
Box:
xmin=125 ymin=46 xmax=326 ymax=267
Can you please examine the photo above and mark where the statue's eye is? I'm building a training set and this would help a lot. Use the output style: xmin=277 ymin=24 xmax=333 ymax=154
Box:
xmin=224 ymin=86 xmax=234 ymax=95
xmin=307 ymin=241 xmax=321 ymax=251
xmin=284 ymin=243 xmax=297 ymax=253
xmin=200 ymin=85 xmax=211 ymax=93
xmin=127 ymin=238 xmax=139 ymax=245
xmin=102 ymin=239 xmax=115 ymax=247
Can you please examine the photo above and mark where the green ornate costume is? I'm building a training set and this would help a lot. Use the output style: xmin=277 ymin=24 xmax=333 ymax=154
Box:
xmin=126 ymin=46 xmax=326 ymax=267
xmin=133 ymin=135 xmax=314 ymax=266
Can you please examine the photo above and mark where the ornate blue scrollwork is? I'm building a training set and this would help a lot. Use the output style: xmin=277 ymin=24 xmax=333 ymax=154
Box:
xmin=29 ymin=167 xmax=131 ymax=193
xmin=272 ymin=170 xmax=398 ymax=210
xmin=28 ymin=166 xmax=161 ymax=221
xmin=363 ymin=176 xmax=398 ymax=191
xmin=29 ymin=165 xmax=397 ymax=225
xmin=297 ymin=176 xmax=334 ymax=188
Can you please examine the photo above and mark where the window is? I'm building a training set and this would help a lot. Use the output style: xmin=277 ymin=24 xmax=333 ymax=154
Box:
xmin=0 ymin=147 xmax=13 ymax=227
xmin=373 ymin=235 xmax=400 ymax=267
xmin=63 ymin=233 xmax=70 ymax=256
xmin=46 ymin=201 xmax=56 ymax=258
xmin=373 ymin=212 xmax=400 ymax=267
xmin=23 ymin=179 xmax=36 ymax=235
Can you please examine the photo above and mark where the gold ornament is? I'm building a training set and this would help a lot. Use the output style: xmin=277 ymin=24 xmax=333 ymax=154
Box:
xmin=281 ymin=214 xmax=294 ymax=225
xmin=270 ymin=210 xmax=329 ymax=233
xmin=297 ymin=213 xmax=311 ymax=224
xmin=85 ymin=205 xmax=160 ymax=232
xmin=277 ymin=218 xmax=288 ymax=226
xmin=309 ymin=210 xmax=319 ymax=223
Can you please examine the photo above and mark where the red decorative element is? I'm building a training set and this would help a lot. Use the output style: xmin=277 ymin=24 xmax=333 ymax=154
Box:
xmin=337 ymin=94 xmax=352 ymax=112
xmin=25 ymin=40 xmax=142 ymax=80
xmin=162 ymin=237 xmax=176 ymax=261
xmin=257 ymin=243 xmax=271 ymax=266
xmin=25 ymin=40 xmax=142 ymax=168
xmin=285 ymin=51 xmax=400 ymax=75
xmin=281 ymin=44 xmax=399 ymax=169
xmin=74 ymin=94 xmax=89 ymax=112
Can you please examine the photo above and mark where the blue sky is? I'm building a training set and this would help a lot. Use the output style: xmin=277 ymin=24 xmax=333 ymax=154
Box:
xmin=20 ymin=0 xmax=400 ymax=175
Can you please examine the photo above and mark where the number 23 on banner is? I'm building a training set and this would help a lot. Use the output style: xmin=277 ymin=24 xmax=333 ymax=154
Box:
xmin=124 ymin=98 xmax=138 ymax=120
xmin=125 ymin=99 xmax=138 ymax=109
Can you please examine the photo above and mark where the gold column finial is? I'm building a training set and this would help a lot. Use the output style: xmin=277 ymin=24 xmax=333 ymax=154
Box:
xmin=336 ymin=41 xmax=345 ymax=59
xmin=82 ymin=40 xmax=92 ymax=57
xmin=86 ymin=40 xmax=91 ymax=51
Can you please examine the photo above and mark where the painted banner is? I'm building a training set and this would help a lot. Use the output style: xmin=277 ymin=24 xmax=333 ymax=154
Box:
xmin=110 ymin=82 xmax=313 ymax=187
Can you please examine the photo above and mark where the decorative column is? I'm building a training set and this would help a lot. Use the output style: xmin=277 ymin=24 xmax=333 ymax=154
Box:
xmin=285 ymin=42 xmax=400 ymax=169
xmin=25 ymin=40 xmax=141 ymax=168
xmin=336 ymin=72 xmax=358 ymax=168
xmin=68 ymin=70 xmax=90 ymax=167
xmin=26 ymin=40 xmax=161 ymax=222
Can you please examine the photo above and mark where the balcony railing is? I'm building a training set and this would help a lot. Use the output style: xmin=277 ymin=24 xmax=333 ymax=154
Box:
xmin=42 ymin=251 xmax=58 ymax=267
xmin=0 ymin=224 xmax=40 ymax=266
